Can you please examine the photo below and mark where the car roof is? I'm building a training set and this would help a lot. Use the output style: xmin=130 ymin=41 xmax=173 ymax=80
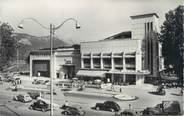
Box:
xmin=104 ymin=101 xmax=117 ymax=103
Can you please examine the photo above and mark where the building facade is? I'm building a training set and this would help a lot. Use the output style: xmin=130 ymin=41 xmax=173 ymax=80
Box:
xmin=29 ymin=45 xmax=80 ymax=79
xmin=77 ymin=13 xmax=163 ymax=85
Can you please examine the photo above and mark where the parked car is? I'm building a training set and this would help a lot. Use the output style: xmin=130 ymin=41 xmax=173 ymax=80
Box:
xmin=115 ymin=109 xmax=142 ymax=116
xmin=37 ymin=97 xmax=60 ymax=110
xmin=32 ymin=79 xmax=45 ymax=85
xmin=92 ymin=101 xmax=121 ymax=112
xmin=61 ymin=106 xmax=85 ymax=116
xmin=13 ymin=94 xmax=32 ymax=103
xmin=45 ymin=91 xmax=57 ymax=95
xmin=27 ymin=91 xmax=40 ymax=99
xmin=43 ymin=80 xmax=50 ymax=85
xmin=149 ymin=86 xmax=166 ymax=95
xmin=13 ymin=78 xmax=22 ymax=84
xmin=3 ymin=76 xmax=14 ymax=82
xmin=29 ymin=100 xmax=50 ymax=112
xmin=142 ymin=101 xmax=182 ymax=115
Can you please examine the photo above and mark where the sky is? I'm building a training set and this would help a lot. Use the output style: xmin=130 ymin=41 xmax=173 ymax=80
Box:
xmin=0 ymin=0 xmax=183 ymax=44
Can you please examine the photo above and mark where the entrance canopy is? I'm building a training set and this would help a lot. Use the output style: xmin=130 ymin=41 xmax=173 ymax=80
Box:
xmin=106 ymin=69 xmax=150 ymax=75
xmin=77 ymin=70 xmax=107 ymax=78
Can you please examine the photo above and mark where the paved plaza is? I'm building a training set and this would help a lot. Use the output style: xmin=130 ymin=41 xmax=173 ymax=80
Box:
xmin=0 ymin=75 xmax=183 ymax=116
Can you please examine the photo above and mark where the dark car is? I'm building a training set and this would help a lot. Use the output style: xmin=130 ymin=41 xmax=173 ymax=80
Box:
xmin=62 ymin=106 xmax=85 ymax=116
xmin=143 ymin=101 xmax=181 ymax=115
xmin=93 ymin=101 xmax=121 ymax=112
xmin=3 ymin=76 xmax=14 ymax=82
xmin=32 ymin=79 xmax=44 ymax=85
xmin=27 ymin=91 xmax=40 ymax=99
xmin=29 ymin=100 xmax=50 ymax=112
xmin=115 ymin=109 xmax=142 ymax=116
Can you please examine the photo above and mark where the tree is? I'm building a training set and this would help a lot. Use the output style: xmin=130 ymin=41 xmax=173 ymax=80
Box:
xmin=0 ymin=23 xmax=16 ymax=70
xmin=159 ymin=5 xmax=184 ymax=81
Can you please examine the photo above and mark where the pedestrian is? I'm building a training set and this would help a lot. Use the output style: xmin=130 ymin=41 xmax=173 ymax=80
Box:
xmin=119 ymin=87 xmax=122 ymax=93
xmin=111 ymin=84 xmax=114 ymax=91
xmin=180 ymin=89 xmax=183 ymax=95
xmin=64 ymin=100 xmax=69 ymax=107
xmin=129 ymin=104 xmax=132 ymax=109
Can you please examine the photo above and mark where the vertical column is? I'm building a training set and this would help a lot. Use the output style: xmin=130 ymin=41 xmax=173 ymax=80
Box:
xmin=100 ymin=52 xmax=104 ymax=69
xmin=111 ymin=52 xmax=114 ymax=70
xmin=123 ymin=74 xmax=126 ymax=83
xmin=136 ymin=51 xmax=141 ymax=71
xmin=29 ymin=55 xmax=32 ymax=78
xmin=90 ymin=53 xmax=93 ymax=69
xmin=111 ymin=74 xmax=114 ymax=83
xmin=123 ymin=52 xmax=126 ymax=71
xmin=81 ymin=53 xmax=84 ymax=68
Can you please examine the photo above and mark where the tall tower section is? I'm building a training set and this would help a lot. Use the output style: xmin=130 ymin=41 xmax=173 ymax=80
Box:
xmin=130 ymin=13 xmax=160 ymax=77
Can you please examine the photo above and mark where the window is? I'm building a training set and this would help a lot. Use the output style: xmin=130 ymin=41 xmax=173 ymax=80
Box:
xmin=150 ymin=22 xmax=153 ymax=31
xmin=147 ymin=23 xmax=149 ymax=31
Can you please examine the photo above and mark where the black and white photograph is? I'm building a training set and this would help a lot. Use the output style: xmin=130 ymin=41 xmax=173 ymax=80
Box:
xmin=0 ymin=0 xmax=183 ymax=116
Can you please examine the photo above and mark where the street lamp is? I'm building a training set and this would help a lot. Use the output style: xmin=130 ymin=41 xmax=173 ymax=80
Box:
xmin=18 ymin=18 xmax=80 ymax=116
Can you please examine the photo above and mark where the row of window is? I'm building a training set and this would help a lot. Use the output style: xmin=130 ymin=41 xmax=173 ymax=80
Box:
xmin=82 ymin=58 xmax=136 ymax=70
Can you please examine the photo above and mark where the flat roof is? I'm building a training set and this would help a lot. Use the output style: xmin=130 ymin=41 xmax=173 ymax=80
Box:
xmin=130 ymin=13 xmax=159 ymax=19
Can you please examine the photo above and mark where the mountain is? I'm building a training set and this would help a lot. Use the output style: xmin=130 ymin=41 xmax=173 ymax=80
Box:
xmin=14 ymin=33 xmax=68 ymax=61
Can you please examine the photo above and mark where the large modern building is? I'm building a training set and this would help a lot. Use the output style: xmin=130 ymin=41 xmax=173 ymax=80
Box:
xmin=77 ymin=13 xmax=164 ymax=85
xmin=29 ymin=45 xmax=80 ymax=79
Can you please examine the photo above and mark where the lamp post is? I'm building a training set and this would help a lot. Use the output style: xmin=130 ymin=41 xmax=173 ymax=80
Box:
xmin=18 ymin=18 xmax=80 ymax=116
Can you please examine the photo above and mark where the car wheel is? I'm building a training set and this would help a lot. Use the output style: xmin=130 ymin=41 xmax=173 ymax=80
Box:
xmin=64 ymin=111 xmax=68 ymax=115
xmin=110 ymin=108 xmax=115 ymax=112
xmin=29 ymin=106 xmax=33 ymax=110
xmin=81 ymin=111 xmax=85 ymax=116
xmin=96 ymin=107 xmax=100 ymax=111
xmin=41 ymin=108 xmax=46 ymax=112
xmin=148 ymin=111 xmax=154 ymax=116
xmin=13 ymin=97 xmax=17 ymax=101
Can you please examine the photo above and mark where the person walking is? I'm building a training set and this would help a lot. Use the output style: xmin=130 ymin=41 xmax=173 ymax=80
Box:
xmin=129 ymin=104 xmax=132 ymax=109
xmin=119 ymin=87 xmax=122 ymax=93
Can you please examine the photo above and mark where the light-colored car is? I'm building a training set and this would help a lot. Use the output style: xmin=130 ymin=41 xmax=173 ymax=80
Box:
xmin=13 ymin=94 xmax=32 ymax=103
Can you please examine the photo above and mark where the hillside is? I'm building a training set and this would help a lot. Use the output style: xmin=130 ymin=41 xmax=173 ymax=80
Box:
xmin=14 ymin=33 xmax=68 ymax=61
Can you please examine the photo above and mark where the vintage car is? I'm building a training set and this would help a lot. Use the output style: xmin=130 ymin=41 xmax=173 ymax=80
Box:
xmin=92 ymin=101 xmax=121 ymax=112
xmin=142 ymin=101 xmax=182 ymax=115
xmin=61 ymin=106 xmax=85 ymax=116
xmin=115 ymin=109 xmax=142 ymax=116
xmin=13 ymin=94 xmax=32 ymax=103
xmin=149 ymin=86 xmax=166 ymax=95
xmin=29 ymin=99 xmax=50 ymax=112
xmin=27 ymin=91 xmax=40 ymax=99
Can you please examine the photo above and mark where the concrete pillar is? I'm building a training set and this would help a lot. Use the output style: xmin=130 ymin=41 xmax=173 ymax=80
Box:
xmin=111 ymin=52 xmax=114 ymax=70
xmin=111 ymin=74 xmax=114 ymax=83
xmin=136 ymin=51 xmax=141 ymax=71
xmin=81 ymin=54 xmax=84 ymax=68
xmin=29 ymin=55 xmax=32 ymax=78
xmin=100 ymin=52 xmax=104 ymax=69
xmin=136 ymin=75 xmax=144 ymax=85
xmin=90 ymin=53 xmax=93 ymax=69
xmin=123 ymin=52 xmax=126 ymax=71
xmin=123 ymin=74 xmax=126 ymax=83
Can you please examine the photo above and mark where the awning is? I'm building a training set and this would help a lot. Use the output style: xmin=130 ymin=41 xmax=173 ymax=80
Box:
xmin=106 ymin=69 xmax=150 ymax=75
xmin=161 ymin=76 xmax=178 ymax=81
xmin=76 ymin=70 xmax=107 ymax=78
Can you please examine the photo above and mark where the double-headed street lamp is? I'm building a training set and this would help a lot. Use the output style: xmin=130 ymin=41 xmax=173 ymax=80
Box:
xmin=18 ymin=18 xmax=80 ymax=116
